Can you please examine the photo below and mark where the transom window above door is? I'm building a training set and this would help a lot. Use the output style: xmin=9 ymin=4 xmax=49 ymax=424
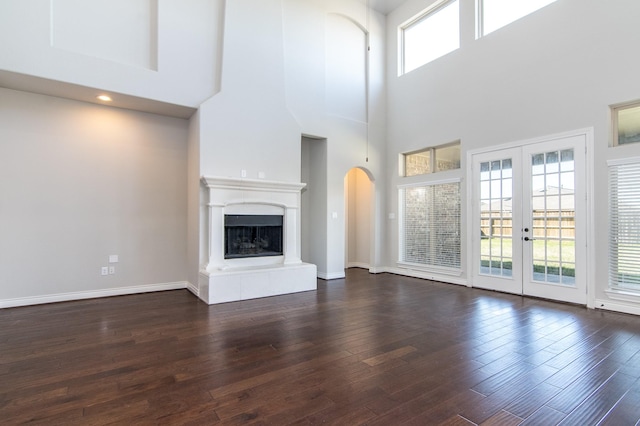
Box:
xmin=402 ymin=141 xmax=460 ymax=177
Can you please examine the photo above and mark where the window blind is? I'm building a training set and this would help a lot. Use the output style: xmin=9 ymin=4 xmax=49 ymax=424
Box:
xmin=400 ymin=181 xmax=461 ymax=270
xmin=609 ymin=160 xmax=640 ymax=293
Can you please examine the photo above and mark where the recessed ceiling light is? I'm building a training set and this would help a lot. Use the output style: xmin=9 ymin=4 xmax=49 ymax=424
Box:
xmin=97 ymin=95 xmax=112 ymax=102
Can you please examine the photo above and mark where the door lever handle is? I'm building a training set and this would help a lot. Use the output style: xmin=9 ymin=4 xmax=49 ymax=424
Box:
xmin=524 ymin=236 xmax=535 ymax=241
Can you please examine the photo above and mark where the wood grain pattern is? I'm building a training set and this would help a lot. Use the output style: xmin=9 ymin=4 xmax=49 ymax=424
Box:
xmin=1 ymin=268 xmax=640 ymax=425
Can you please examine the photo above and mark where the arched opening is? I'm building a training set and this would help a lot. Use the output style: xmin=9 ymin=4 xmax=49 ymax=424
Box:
xmin=345 ymin=167 xmax=374 ymax=271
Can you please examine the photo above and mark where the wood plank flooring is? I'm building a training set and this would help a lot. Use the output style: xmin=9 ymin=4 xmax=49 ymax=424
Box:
xmin=1 ymin=269 xmax=640 ymax=425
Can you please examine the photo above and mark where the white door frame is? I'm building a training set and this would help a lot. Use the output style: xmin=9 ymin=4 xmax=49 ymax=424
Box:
xmin=466 ymin=128 xmax=595 ymax=308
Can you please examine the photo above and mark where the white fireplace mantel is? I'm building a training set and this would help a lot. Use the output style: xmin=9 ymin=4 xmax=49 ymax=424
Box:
xmin=202 ymin=176 xmax=306 ymax=195
xmin=198 ymin=176 xmax=317 ymax=304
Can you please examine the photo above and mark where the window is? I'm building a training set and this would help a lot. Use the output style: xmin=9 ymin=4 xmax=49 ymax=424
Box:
xmin=403 ymin=141 xmax=460 ymax=177
xmin=399 ymin=180 xmax=461 ymax=271
xmin=612 ymin=101 xmax=640 ymax=146
xmin=609 ymin=159 xmax=640 ymax=294
xmin=477 ymin=0 xmax=556 ymax=37
xmin=400 ymin=0 xmax=459 ymax=75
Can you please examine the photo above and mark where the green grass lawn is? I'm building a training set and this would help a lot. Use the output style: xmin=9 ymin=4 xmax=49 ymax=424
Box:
xmin=480 ymin=237 xmax=575 ymax=276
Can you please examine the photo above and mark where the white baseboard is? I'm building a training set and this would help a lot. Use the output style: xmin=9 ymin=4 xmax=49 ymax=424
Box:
xmin=594 ymin=299 xmax=640 ymax=316
xmin=317 ymin=271 xmax=346 ymax=280
xmin=186 ymin=281 xmax=198 ymax=296
xmin=346 ymin=262 xmax=370 ymax=270
xmin=319 ymin=267 xmax=468 ymax=285
xmin=0 ymin=281 xmax=189 ymax=309
xmin=384 ymin=266 xmax=468 ymax=286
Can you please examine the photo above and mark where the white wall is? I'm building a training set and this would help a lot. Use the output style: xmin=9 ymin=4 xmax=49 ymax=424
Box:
xmin=0 ymin=0 xmax=223 ymax=107
xmin=195 ymin=0 xmax=388 ymax=279
xmin=283 ymin=0 xmax=388 ymax=278
xmin=0 ymin=88 xmax=188 ymax=306
xmin=198 ymin=0 xmax=301 ymax=183
xmin=385 ymin=0 xmax=640 ymax=312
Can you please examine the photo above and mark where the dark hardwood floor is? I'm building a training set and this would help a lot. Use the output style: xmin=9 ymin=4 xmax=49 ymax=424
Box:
xmin=1 ymin=269 xmax=640 ymax=425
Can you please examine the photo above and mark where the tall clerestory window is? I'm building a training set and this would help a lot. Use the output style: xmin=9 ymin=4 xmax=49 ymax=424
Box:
xmin=477 ymin=0 xmax=557 ymax=37
xmin=399 ymin=0 xmax=460 ymax=75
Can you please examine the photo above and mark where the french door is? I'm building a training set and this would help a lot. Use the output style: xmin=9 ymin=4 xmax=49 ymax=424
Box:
xmin=471 ymin=134 xmax=587 ymax=304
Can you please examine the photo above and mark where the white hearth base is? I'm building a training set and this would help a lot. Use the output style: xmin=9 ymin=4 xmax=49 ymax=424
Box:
xmin=198 ymin=262 xmax=317 ymax=305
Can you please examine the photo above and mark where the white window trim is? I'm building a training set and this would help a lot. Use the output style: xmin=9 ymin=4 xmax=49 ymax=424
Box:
xmin=398 ymin=177 xmax=461 ymax=190
xmin=611 ymin=99 xmax=640 ymax=147
xmin=608 ymin=156 xmax=640 ymax=167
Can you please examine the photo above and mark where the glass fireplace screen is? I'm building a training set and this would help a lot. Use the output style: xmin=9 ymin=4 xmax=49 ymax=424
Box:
xmin=224 ymin=215 xmax=284 ymax=259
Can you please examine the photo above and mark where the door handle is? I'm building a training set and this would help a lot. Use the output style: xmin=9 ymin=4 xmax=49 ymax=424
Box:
xmin=524 ymin=236 xmax=535 ymax=241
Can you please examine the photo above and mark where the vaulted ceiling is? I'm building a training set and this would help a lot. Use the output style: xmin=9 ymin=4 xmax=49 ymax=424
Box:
xmin=367 ymin=0 xmax=408 ymax=15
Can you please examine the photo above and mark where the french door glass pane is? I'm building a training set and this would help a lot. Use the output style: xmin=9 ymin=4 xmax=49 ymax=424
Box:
xmin=530 ymin=149 xmax=575 ymax=285
xmin=479 ymin=159 xmax=513 ymax=277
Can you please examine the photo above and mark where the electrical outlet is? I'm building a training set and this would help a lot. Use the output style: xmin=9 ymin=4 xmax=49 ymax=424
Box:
xmin=109 ymin=266 xmax=115 ymax=275
xmin=241 ymin=169 xmax=247 ymax=178
xmin=101 ymin=267 xmax=109 ymax=276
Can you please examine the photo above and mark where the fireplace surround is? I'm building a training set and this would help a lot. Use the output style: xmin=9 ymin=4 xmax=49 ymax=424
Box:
xmin=198 ymin=176 xmax=317 ymax=304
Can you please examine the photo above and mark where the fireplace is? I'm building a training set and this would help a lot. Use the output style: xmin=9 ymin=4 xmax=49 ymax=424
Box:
xmin=198 ymin=176 xmax=317 ymax=305
xmin=225 ymin=215 xmax=283 ymax=259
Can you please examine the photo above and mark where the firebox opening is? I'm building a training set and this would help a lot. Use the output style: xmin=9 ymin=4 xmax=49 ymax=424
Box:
xmin=224 ymin=215 xmax=284 ymax=259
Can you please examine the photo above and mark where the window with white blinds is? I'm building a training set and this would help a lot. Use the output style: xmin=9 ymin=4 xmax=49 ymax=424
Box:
xmin=399 ymin=180 xmax=461 ymax=270
xmin=609 ymin=159 xmax=640 ymax=294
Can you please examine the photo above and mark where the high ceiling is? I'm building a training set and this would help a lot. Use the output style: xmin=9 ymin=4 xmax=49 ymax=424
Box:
xmin=367 ymin=0 xmax=408 ymax=15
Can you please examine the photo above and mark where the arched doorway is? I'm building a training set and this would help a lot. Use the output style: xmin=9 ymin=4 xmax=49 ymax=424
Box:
xmin=345 ymin=167 xmax=374 ymax=271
